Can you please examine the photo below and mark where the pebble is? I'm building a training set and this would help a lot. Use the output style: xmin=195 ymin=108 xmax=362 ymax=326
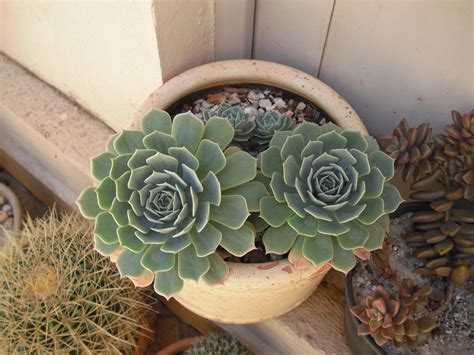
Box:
xmin=296 ymin=102 xmax=306 ymax=111
xmin=201 ymin=101 xmax=214 ymax=109
xmin=0 ymin=211 xmax=7 ymax=223
xmin=247 ymin=91 xmax=259 ymax=103
xmin=227 ymin=93 xmax=241 ymax=105
xmin=274 ymin=98 xmax=287 ymax=110
xmin=258 ymin=98 xmax=272 ymax=109
xmin=244 ymin=106 xmax=258 ymax=118
xmin=2 ymin=204 xmax=12 ymax=212
xmin=0 ymin=196 xmax=4 ymax=204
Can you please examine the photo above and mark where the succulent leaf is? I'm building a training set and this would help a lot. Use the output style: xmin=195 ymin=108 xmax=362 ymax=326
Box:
xmin=254 ymin=110 xmax=294 ymax=147
xmin=203 ymin=103 xmax=256 ymax=143
xmin=78 ymin=110 xmax=257 ymax=298
xmin=260 ymin=122 xmax=401 ymax=273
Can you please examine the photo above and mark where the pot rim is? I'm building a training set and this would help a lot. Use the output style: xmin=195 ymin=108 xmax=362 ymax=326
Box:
xmin=0 ymin=182 xmax=21 ymax=233
xmin=344 ymin=201 xmax=432 ymax=354
xmin=133 ymin=59 xmax=368 ymax=134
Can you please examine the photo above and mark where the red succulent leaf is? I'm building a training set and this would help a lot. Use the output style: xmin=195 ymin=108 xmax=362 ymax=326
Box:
xmin=407 ymin=127 xmax=418 ymax=147
xmin=451 ymin=110 xmax=463 ymax=126
xmin=374 ymin=285 xmax=390 ymax=303
xmin=369 ymin=318 xmax=383 ymax=332
xmin=463 ymin=170 xmax=474 ymax=185
xmin=357 ymin=323 xmax=371 ymax=336
xmin=402 ymin=164 xmax=415 ymax=181
xmin=393 ymin=308 xmax=408 ymax=326
xmin=397 ymin=119 xmax=410 ymax=137
xmin=372 ymin=298 xmax=387 ymax=314
xmin=404 ymin=319 xmax=419 ymax=337
xmin=365 ymin=295 xmax=374 ymax=308
xmin=386 ymin=299 xmax=401 ymax=317
xmin=445 ymin=124 xmax=462 ymax=139
xmin=399 ymin=137 xmax=409 ymax=152
xmin=367 ymin=308 xmax=379 ymax=319
xmin=409 ymin=147 xmax=421 ymax=163
xmin=381 ymin=326 xmax=396 ymax=339
xmin=395 ymin=324 xmax=406 ymax=336
xmin=353 ymin=248 xmax=371 ymax=260
xmin=462 ymin=128 xmax=472 ymax=138
xmin=350 ymin=304 xmax=366 ymax=321
xmin=461 ymin=112 xmax=471 ymax=130
xmin=398 ymin=150 xmax=410 ymax=164
xmin=372 ymin=331 xmax=389 ymax=347
xmin=382 ymin=313 xmax=394 ymax=329
xmin=416 ymin=123 xmax=431 ymax=145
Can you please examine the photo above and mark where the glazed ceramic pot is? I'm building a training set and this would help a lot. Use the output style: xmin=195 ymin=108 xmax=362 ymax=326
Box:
xmin=136 ymin=60 xmax=368 ymax=323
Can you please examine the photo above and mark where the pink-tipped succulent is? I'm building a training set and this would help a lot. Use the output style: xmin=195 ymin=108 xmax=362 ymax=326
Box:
xmin=351 ymin=285 xmax=437 ymax=347
xmin=351 ymin=285 xmax=407 ymax=346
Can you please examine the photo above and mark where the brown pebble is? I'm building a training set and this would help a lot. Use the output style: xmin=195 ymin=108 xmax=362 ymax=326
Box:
xmin=0 ymin=196 xmax=5 ymax=204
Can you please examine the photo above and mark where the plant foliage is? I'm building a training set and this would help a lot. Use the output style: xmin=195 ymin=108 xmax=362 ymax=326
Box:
xmin=78 ymin=110 xmax=265 ymax=298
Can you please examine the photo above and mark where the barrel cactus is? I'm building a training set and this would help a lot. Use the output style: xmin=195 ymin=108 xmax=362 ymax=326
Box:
xmin=203 ymin=103 xmax=255 ymax=143
xmin=78 ymin=110 xmax=265 ymax=298
xmin=0 ymin=211 xmax=153 ymax=353
xmin=259 ymin=122 xmax=403 ymax=273
xmin=185 ymin=332 xmax=252 ymax=355
xmin=253 ymin=111 xmax=294 ymax=147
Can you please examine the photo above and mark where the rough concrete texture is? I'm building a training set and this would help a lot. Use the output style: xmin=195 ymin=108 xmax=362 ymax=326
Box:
xmin=1 ymin=1 xmax=163 ymax=130
xmin=0 ymin=53 xmax=113 ymax=207
xmin=0 ymin=54 xmax=113 ymax=174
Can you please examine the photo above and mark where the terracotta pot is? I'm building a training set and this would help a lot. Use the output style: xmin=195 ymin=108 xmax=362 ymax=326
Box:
xmin=0 ymin=183 xmax=21 ymax=233
xmin=133 ymin=59 xmax=368 ymax=134
xmin=135 ymin=60 xmax=368 ymax=323
xmin=157 ymin=337 xmax=199 ymax=355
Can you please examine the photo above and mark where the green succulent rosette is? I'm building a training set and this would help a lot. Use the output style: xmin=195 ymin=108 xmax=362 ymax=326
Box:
xmin=253 ymin=111 xmax=294 ymax=146
xmin=203 ymin=103 xmax=255 ymax=142
xmin=78 ymin=110 xmax=268 ymax=298
xmin=259 ymin=122 xmax=403 ymax=273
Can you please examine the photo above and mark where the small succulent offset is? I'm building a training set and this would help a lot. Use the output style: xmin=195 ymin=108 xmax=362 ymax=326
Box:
xmin=185 ymin=332 xmax=252 ymax=355
xmin=259 ymin=121 xmax=403 ymax=273
xmin=351 ymin=285 xmax=437 ymax=347
xmin=253 ymin=110 xmax=294 ymax=147
xmin=378 ymin=118 xmax=434 ymax=182
xmin=203 ymin=103 xmax=255 ymax=143
xmin=78 ymin=109 xmax=267 ymax=298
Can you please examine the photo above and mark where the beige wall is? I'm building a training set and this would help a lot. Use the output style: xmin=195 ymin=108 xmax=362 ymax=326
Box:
xmin=319 ymin=0 xmax=473 ymax=135
xmin=1 ymin=0 xmax=472 ymax=135
xmin=0 ymin=0 xmax=163 ymax=131
xmin=153 ymin=0 xmax=214 ymax=82
xmin=252 ymin=0 xmax=473 ymax=135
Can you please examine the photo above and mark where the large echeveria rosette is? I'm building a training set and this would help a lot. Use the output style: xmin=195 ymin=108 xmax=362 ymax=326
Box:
xmin=259 ymin=122 xmax=403 ymax=273
xmin=77 ymin=110 xmax=268 ymax=298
